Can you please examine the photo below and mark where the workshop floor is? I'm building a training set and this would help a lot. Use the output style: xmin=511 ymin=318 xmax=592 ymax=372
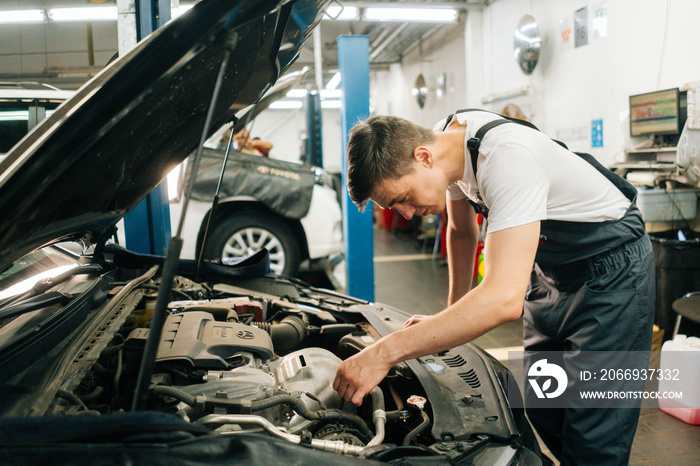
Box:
xmin=372 ymin=228 xmax=699 ymax=465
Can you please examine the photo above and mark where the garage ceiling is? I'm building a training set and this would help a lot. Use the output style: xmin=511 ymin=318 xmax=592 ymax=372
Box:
xmin=0 ymin=0 xmax=487 ymax=90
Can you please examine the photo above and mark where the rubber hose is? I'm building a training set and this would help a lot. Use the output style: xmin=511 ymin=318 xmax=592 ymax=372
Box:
xmin=92 ymin=362 xmax=115 ymax=379
xmin=153 ymin=385 xmax=197 ymax=406
xmin=319 ymin=411 xmax=374 ymax=440
xmin=56 ymin=390 xmax=90 ymax=412
xmin=250 ymin=394 xmax=303 ymax=412
xmin=78 ymin=386 xmax=105 ymax=403
xmin=402 ymin=411 xmax=430 ymax=446
xmin=255 ymin=316 xmax=307 ymax=352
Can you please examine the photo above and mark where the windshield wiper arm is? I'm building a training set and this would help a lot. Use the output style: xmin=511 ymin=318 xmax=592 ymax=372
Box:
xmin=0 ymin=264 xmax=103 ymax=312
xmin=0 ymin=291 xmax=74 ymax=321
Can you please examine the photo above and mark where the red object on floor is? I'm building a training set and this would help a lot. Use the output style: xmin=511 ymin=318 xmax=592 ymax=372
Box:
xmin=377 ymin=207 xmax=411 ymax=231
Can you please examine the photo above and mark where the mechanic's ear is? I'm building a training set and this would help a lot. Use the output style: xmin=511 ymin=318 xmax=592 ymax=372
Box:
xmin=414 ymin=146 xmax=433 ymax=168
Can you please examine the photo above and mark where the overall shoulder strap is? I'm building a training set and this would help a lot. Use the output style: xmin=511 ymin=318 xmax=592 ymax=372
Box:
xmin=467 ymin=119 xmax=514 ymax=176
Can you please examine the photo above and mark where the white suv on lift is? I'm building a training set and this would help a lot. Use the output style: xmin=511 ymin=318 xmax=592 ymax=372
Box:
xmin=168 ymin=148 xmax=344 ymax=277
xmin=1 ymin=82 xmax=344 ymax=278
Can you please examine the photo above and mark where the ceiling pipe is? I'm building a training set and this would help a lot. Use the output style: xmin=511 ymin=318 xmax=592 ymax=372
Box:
xmin=399 ymin=24 xmax=445 ymax=59
xmin=370 ymin=22 xmax=409 ymax=61
xmin=369 ymin=25 xmax=392 ymax=51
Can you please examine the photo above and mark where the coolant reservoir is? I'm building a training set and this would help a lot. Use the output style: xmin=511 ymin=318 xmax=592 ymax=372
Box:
xmin=658 ymin=335 xmax=700 ymax=425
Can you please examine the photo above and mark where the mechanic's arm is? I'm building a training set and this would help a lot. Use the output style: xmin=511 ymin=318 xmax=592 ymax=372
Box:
xmin=334 ymin=220 xmax=540 ymax=406
xmin=446 ymin=198 xmax=479 ymax=305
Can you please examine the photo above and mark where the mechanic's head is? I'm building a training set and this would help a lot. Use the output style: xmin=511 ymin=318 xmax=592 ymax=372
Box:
xmin=234 ymin=128 xmax=250 ymax=147
xmin=346 ymin=115 xmax=435 ymax=211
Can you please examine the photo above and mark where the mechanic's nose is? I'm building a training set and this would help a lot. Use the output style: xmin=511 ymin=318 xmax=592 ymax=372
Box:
xmin=394 ymin=204 xmax=415 ymax=220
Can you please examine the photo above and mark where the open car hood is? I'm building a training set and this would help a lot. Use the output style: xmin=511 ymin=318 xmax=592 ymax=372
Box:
xmin=0 ymin=0 xmax=329 ymax=271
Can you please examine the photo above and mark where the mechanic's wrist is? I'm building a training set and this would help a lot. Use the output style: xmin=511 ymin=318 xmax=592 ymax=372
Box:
xmin=376 ymin=330 xmax=411 ymax=367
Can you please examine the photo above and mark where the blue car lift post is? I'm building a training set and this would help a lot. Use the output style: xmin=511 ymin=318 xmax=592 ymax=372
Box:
xmin=123 ymin=0 xmax=172 ymax=255
xmin=338 ymin=36 xmax=374 ymax=302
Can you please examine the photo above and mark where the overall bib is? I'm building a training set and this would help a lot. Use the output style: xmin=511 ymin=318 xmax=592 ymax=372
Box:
xmin=444 ymin=111 xmax=655 ymax=465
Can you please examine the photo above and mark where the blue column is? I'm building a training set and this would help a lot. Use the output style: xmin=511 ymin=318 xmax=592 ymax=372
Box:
xmin=124 ymin=0 xmax=172 ymax=255
xmin=338 ymin=35 xmax=373 ymax=302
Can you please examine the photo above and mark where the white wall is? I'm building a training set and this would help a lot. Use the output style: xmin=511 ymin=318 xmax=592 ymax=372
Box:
xmin=371 ymin=0 xmax=700 ymax=168
xmin=386 ymin=25 xmax=468 ymax=128
xmin=471 ymin=0 xmax=700 ymax=165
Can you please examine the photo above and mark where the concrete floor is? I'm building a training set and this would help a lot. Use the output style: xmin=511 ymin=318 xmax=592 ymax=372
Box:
xmin=371 ymin=228 xmax=699 ymax=465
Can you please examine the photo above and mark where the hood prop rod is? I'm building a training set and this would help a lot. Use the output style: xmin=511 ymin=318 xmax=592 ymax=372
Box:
xmin=131 ymin=30 xmax=238 ymax=412
xmin=194 ymin=116 xmax=237 ymax=283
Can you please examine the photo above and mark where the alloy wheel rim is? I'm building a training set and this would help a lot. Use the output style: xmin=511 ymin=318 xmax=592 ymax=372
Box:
xmin=222 ymin=227 xmax=286 ymax=274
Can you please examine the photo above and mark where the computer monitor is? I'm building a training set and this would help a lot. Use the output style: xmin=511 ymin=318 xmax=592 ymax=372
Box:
xmin=629 ymin=88 xmax=686 ymax=138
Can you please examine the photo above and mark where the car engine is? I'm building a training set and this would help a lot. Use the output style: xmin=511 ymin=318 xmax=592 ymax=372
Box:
xmin=55 ymin=275 xmax=434 ymax=457
xmin=36 ymin=270 xmax=537 ymax=463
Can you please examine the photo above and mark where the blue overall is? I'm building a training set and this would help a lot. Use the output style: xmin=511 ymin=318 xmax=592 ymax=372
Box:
xmin=446 ymin=111 xmax=655 ymax=465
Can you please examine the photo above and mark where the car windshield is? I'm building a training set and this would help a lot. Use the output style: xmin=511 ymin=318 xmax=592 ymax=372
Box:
xmin=0 ymin=245 xmax=82 ymax=302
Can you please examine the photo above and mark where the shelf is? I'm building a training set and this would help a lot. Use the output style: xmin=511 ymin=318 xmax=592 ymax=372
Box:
xmin=625 ymin=147 xmax=677 ymax=154
xmin=613 ymin=163 xmax=677 ymax=170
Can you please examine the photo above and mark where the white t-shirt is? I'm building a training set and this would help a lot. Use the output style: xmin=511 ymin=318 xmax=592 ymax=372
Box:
xmin=433 ymin=111 xmax=631 ymax=234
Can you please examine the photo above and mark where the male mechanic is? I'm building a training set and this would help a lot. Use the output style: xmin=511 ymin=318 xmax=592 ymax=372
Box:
xmin=333 ymin=110 xmax=655 ymax=465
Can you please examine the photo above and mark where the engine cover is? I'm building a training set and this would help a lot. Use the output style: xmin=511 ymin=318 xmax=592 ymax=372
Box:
xmin=127 ymin=311 xmax=274 ymax=368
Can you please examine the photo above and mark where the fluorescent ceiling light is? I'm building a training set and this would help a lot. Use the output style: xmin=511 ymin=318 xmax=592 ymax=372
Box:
xmin=321 ymin=100 xmax=342 ymax=109
xmin=320 ymin=89 xmax=341 ymax=99
xmin=49 ymin=6 xmax=118 ymax=22
xmin=0 ymin=111 xmax=29 ymax=121
xmin=323 ymin=6 xmax=358 ymax=21
xmin=269 ymin=101 xmax=303 ymax=110
xmin=364 ymin=7 xmax=457 ymax=22
xmin=0 ymin=9 xmax=45 ymax=23
xmin=286 ymin=89 xmax=309 ymax=98
xmin=325 ymin=72 xmax=341 ymax=90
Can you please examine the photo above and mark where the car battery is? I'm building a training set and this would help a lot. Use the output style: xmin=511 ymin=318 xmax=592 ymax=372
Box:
xmin=658 ymin=335 xmax=700 ymax=425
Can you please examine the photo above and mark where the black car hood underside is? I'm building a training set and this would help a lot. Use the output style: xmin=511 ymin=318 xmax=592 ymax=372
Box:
xmin=0 ymin=0 xmax=328 ymax=271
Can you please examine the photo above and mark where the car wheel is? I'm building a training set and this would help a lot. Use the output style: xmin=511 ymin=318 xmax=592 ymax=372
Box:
xmin=205 ymin=211 xmax=301 ymax=276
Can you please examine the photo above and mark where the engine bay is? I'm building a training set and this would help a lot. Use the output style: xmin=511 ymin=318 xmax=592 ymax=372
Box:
xmin=43 ymin=271 xmax=450 ymax=458
xmin=0 ymin=261 xmax=539 ymax=463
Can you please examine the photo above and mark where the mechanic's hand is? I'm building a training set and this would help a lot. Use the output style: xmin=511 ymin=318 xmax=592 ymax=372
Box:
xmin=333 ymin=344 xmax=393 ymax=406
xmin=403 ymin=314 xmax=429 ymax=329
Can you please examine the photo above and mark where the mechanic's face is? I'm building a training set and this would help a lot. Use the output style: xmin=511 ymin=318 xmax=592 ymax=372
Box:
xmin=234 ymin=129 xmax=249 ymax=146
xmin=372 ymin=161 xmax=448 ymax=220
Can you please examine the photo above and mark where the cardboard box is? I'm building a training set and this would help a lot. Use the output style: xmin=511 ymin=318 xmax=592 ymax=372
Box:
xmin=652 ymin=324 xmax=664 ymax=353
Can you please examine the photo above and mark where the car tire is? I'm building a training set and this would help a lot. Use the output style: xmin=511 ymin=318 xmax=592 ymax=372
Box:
xmin=205 ymin=211 xmax=301 ymax=276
